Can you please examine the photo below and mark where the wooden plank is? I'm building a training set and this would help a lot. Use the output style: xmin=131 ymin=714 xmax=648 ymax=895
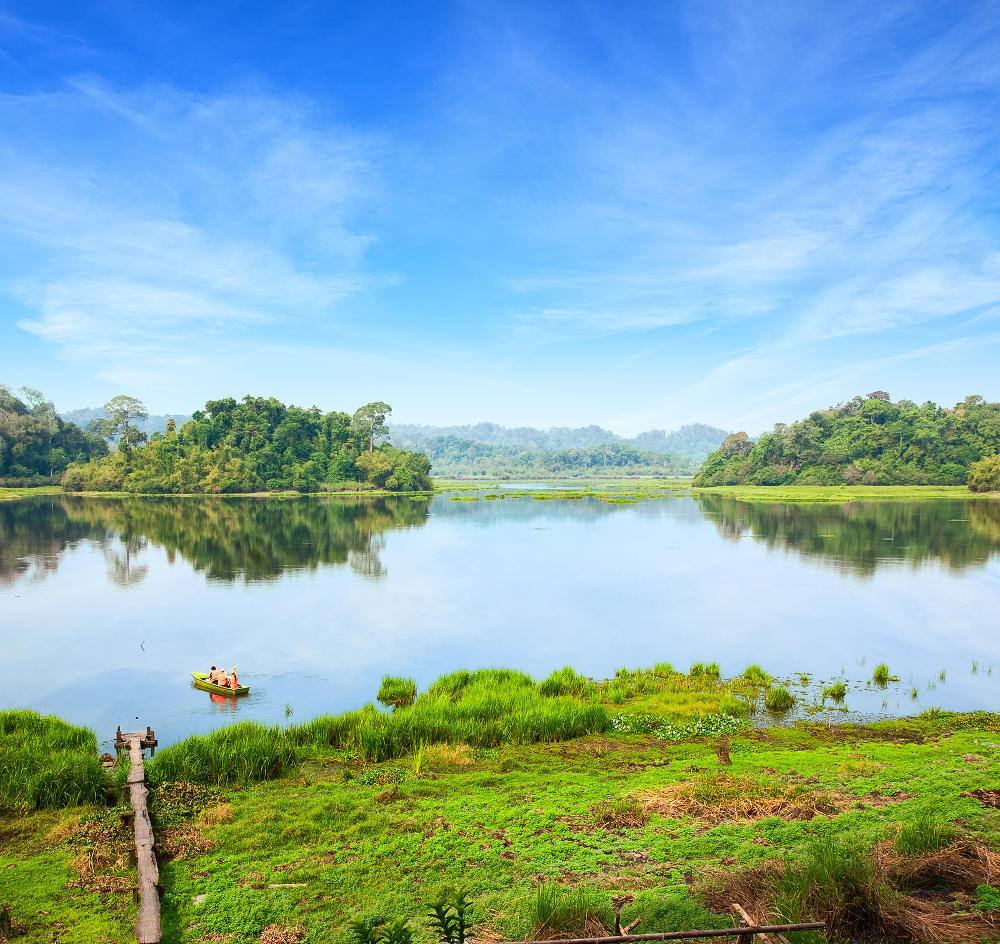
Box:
xmin=731 ymin=904 xmax=771 ymax=944
xmin=122 ymin=731 xmax=161 ymax=944
xmin=503 ymin=925 xmax=825 ymax=944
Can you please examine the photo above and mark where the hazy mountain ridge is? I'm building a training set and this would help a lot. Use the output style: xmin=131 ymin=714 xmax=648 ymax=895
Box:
xmin=60 ymin=408 xmax=193 ymax=438
xmin=390 ymin=421 xmax=728 ymax=461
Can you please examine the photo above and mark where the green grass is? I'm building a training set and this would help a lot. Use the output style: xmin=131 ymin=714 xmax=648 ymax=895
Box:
xmin=739 ymin=664 xmax=772 ymax=687
xmin=0 ymin=710 xmax=110 ymax=809
xmin=377 ymin=676 xmax=418 ymax=710
xmin=691 ymin=484 xmax=984 ymax=502
xmin=872 ymin=663 xmax=894 ymax=686
xmin=894 ymin=811 xmax=955 ymax=856
xmin=0 ymin=485 xmax=63 ymax=501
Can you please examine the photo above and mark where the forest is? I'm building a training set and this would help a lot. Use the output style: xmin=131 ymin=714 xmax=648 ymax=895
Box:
xmin=404 ymin=435 xmax=697 ymax=477
xmin=0 ymin=385 xmax=109 ymax=485
xmin=695 ymin=393 xmax=1000 ymax=487
xmin=61 ymin=395 xmax=432 ymax=494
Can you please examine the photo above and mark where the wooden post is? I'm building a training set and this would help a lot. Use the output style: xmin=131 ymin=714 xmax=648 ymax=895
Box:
xmin=120 ymin=729 xmax=161 ymax=944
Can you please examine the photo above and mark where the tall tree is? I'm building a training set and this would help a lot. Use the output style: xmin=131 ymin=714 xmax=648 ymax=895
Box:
xmin=353 ymin=401 xmax=392 ymax=453
xmin=96 ymin=395 xmax=149 ymax=456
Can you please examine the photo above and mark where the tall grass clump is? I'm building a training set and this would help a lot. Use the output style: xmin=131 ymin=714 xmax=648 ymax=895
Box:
xmin=304 ymin=669 xmax=608 ymax=763
xmin=765 ymin=687 xmax=796 ymax=712
xmin=740 ymin=664 xmax=772 ymax=687
xmin=148 ymin=721 xmax=300 ymax=786
xmin=872 ymin=663 xmax=892 ymax=687
xmin=377 ymin=675 xmax=417 ymax=710
xmin=520 ymin=883 xmax=611 ymax=939
xmin=0 ymin=710 xmax=108 ymax=809
xmin=540 ymin=666 xmax=595 ymax=698
xmin=690 ymin=662 xmax=721 ymax=678
xmin=894 ymin=811 xmax=955 ymax=857
xmin=822 ymin=680 xmax=847 ymax=702
xmin=771 ymin=835 xmax=898 ymax=943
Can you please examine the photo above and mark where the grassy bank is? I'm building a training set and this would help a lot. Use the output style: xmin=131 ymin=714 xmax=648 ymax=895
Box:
xmin=0 ymin=485 xmax=62 ymax=501
xmin=690 ymin=484 xmax=985 ymax=502
xmin=3 ymin=708 xmax=999 ymax=944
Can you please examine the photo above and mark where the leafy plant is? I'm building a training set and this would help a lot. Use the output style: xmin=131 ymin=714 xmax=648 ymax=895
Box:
xmin=975 ymin=884 xmax=1000 ymax=913
xmin=428 ymin=887 xmax=474 ymax=944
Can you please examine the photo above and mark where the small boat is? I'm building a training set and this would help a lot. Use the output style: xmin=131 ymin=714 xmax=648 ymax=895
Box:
xmin=191 ymin=672 xmax=250 ymax=696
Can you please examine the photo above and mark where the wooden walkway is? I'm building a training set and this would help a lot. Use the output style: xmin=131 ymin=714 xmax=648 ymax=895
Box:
xmin=115 ymin=726 xmax=161 ymax=944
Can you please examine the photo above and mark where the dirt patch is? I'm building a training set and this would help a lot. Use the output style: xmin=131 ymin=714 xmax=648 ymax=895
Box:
xmin=636 ymin=773 xmax=842 ymax=824
xmin=258 ymin=925 xmax=306 ymax=943
xmin=962 ymin=789 xmax=1000 ymax=809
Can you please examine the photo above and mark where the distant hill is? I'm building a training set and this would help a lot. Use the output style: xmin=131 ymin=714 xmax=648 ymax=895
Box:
xmin=60 ymin=407 xmax=193 ymax=438
xmin=390 ymin=422 xmax=728 ymax=462
xmin=695 ymin=393 xmax=1000 ymax=486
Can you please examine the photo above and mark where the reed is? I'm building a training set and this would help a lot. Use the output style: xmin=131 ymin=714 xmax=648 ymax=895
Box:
xmin=0 ymin=710 xmax=108 ymax=809
xmin=872 ymin=663 xmax=892 ymax=686
xmin=822 ymin=680 xmax=847 ymax=701
xmin=740 ymin=664 xmax=772 ymax=687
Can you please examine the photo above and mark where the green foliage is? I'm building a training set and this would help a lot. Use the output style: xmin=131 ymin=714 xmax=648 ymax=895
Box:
xmin=428 ymin=888 xmax=474 ymax=944
xmin=975 ymin=884 xmax=1000 ymax=913
xmin=61 ymin=394 xmax=431 ymax=493
xmin=894 ymin=811 xmax=955 ymax=856
xmin=765 ymin=686 xmax=796 ymax=712
xmin=349 ymin=917 xmax=386 ymax=944
xmin=0 ymin=710 xmax=108 ymax=809
xmin=378 ymin=676 xmax=417 ymax=710
xmin=690 ymin=662 xmax=721 ymax=678
xmin=378 ymin=918 xmax=416 ymax=944
xmin=695 ymin=393 xmax=1000 ymax=486
xmin=968 ymin=453 xmax=1000 ymax=492
xmin=0 ymin=384 xmax=107 ymax=483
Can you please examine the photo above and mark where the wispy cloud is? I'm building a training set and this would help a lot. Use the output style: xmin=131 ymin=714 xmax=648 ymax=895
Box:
xmin=0 ymin=80 xmax=383 ymax=379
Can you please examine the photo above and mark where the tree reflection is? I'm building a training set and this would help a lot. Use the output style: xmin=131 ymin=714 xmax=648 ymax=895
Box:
xmin=694 ymin=494 xmax=1000 ymax=575
xmin=0 ymin=495 xmax=430 ymax=585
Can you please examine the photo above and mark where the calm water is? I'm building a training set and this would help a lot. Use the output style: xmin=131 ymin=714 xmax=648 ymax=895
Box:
xmin=2 ymin=492 xmax=999 ymax=749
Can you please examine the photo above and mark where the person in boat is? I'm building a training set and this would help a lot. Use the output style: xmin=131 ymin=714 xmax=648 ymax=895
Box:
xmin=227 ymin=666 xmax=239 ymax=689
xmin=208 ymin=665 xmax=222 ymax=684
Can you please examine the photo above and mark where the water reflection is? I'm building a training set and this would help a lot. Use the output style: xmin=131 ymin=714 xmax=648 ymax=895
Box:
xmin=0 ymin=494 xmax=431 ymax=584
xmin=694 ymin=494 xmax=1000 ymax=575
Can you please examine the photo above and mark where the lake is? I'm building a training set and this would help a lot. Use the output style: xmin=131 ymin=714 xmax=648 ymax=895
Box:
xmin=2 ymin=491 xmax=999 ymax=749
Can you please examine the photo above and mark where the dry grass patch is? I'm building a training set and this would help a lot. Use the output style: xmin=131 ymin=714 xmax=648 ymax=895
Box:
xmin=591 ymin=799 xmax=650 ymax=829
xmin=258 ymin=924 xmax=306 ymax=943
xmin=637 ymin=773 xmax=841 ymax=824
xmin=426 ymin=742 xmax=474 ymax=767
xmin=197 ymin=802 xmax=232 ymax=826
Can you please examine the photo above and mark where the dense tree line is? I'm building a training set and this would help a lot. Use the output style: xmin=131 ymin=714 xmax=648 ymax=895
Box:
xmin=407 ymin=435 xmax=697 ymax=478
xmin=695 ymin=393 xmax=1000 ymax=487
xmin=0 ymin=385 xmax=108 ymax=484
xmin=62 ymin=395 xmax=432 ymax=493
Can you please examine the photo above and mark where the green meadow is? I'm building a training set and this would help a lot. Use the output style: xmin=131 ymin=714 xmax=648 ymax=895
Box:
xmin=3 ymin=668 xmax=1000 ymax=943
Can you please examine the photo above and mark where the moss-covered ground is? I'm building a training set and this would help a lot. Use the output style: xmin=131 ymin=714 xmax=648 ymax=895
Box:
xmin=4 ymin=712 xmax=1000 ymax=943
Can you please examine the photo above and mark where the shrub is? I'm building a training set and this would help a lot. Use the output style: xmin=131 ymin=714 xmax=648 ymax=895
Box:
xmin=968 ymin=454 xmax=1000 ymax=492
xmin=765 ymin=687 xmax=795 ymax=712
xmin=377 ymin=676 xmax=417 ymax=710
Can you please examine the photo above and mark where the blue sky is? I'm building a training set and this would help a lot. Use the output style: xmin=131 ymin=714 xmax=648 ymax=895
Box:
xmin=1 ymin=1 xmax=998 ymax=434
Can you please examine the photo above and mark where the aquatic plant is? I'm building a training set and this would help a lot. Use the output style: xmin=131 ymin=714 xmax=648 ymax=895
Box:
xmin=689 ymin=662 xmax=721 ymax=678
xmin=872 ymin=663 xmax=891 ymax=686
xmin=822 ymin=680 xmax=847 ymax=702
xmin=739 ymin=664 xmax=772 ymax=687
xmin=764 ymin=686 xmax=795 ymax=712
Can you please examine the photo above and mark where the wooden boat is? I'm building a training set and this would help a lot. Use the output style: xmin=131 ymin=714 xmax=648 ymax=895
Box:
xmin=191 ymin=672 xmax=250 ymax=696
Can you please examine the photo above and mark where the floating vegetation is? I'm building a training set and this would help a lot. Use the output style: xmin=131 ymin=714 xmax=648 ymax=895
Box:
xmin=450 ymin=496 xmax=479 ymax=502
